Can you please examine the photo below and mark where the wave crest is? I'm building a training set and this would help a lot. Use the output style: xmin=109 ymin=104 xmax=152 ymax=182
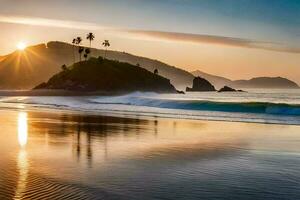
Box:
xmin=91 ymin=92 xmax=300 ymax=116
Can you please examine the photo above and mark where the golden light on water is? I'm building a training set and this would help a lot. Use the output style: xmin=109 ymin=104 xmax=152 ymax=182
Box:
xmin=18 ymin=112 xmax=28 ymax=147
xmin=14 ymin=149 xmax=29 ymax=200
xmin=14 ymin=112 xmax=29 ymax=199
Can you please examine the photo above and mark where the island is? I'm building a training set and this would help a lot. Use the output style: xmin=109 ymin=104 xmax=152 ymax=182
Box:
xmin=218 ymin=86 xmax=245 ymax=92
xmin=186 ymin=76 xmax=216 ymax=92
xmin=34 ymin=57 xmax=177 ymax=93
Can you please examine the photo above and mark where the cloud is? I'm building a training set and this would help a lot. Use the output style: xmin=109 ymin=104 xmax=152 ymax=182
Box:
xmin=0 ymin=15 xmax=109 ymax=30
xmin=127 ymin=30 xmax=300 ymax=54
xmin=1 ymin=14 xmax=299 ymax=54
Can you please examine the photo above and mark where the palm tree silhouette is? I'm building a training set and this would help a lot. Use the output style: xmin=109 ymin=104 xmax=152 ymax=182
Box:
xmin=86 ymin=33 xmax=95 ymax=48
xmin=78 ymin=47 xmax=84 ymax=62
xmin=76 ymin=37 xmax=83 ymax=62
xmin=72 ymin=38 xmax=76 ymax=63
xmin=102 ymin=40 xmax=110 ymax=59
xmin=76 ymin=37 xmax=82 ymax=46
xmin=84 ymin=48 xmax=91 ymax=60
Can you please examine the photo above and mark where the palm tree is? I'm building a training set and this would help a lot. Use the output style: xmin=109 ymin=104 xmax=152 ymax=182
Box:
xmin=75 ymin=37 xmax=83 ymax=61
xmin=78 ymin=47 xmax=84 ymax=62
xmin=75 ymin=37 xmax=83 ymax=62
xmin=85 ymin=48 xmax=91 ymax=59
xmin=86 ymin=33 xmax=95 ymax=48
xmin=102 ymin=40 xmax=110 ymax=59
xmin=72 ymin=38 xmax=76 ymax=63
xmin=76 ymin=37 xmax=82 ymax=46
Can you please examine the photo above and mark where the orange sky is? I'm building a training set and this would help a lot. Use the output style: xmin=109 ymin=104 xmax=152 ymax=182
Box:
xmin=0 ymin=14 xmax=299 ymax=84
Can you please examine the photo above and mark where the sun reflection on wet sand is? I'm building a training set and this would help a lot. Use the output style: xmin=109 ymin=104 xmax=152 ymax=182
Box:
xmin=18 ymin=112 xmax=28 ymax=147
xmin=14 ymin=112 xmax=29 ymax=200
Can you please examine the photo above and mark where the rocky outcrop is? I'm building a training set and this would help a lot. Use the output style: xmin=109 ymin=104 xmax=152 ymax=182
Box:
xmin=218 ymin=86 xmax=245 ymax=92
xmin=186 ymin=76 xmax=216 ymax=92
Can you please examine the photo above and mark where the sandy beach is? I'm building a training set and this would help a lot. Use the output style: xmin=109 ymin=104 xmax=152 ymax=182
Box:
xmin=1 ymin=108 xmax=300 ymax=199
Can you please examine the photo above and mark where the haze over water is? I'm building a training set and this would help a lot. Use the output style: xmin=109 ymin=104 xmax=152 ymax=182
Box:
xmin=1 ymin=108 xmax=300 ymax=200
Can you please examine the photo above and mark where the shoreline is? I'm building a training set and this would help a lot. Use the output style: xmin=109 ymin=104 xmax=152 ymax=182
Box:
xmin=1 ymin=102 xmax=299 ymax=127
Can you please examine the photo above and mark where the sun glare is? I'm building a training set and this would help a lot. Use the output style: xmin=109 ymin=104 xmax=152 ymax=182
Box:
xmin=18 ymin=112 xmax=28 ymax=147
xmin=17 ymin=42 xmax=27 ymax=50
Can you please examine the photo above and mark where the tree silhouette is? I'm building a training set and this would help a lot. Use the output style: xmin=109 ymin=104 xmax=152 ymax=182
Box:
xmin=76 ymin=37 xmax=82 ymax=46
xmin=84 ymin=54 xmax=88 ymax=61
xmin=86 ymin=33 xmax=95 ymax=48
xmin=85 ymin=48 xmax=91 ymax=59
xmin=76 ymin=37 xmax=83 ymax=62
xmin=72 ymin=38 xmax=76 ymax=63
xmin=102 ymin=40 xmax=110 ymax=59
xmin=61 ymin=64 xmax=67 ymax=71
xmin=154 ymin=69 xmax=158 ymax=75
xmin=78 ymin=47 xmax=84 ymax=62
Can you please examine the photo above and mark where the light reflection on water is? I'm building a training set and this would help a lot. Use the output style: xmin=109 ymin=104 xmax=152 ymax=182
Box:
xmin=0 ymin=110 xmax=300 ymax=200
xmin=14 ymin=112 xmax=29 ymax=200
xmin=17 ymin=112 xmax=28 ymax=147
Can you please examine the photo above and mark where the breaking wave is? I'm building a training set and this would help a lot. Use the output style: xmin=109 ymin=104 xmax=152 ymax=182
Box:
xmin=91 ymin=92 xmax=300 ymax=116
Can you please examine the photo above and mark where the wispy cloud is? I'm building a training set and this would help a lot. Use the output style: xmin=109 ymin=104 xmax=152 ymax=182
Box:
xmin=0 ymin=15 xmax=109 ymax=30
xmin=128 ymin=30 xmax=300 ymax=54
xmin=1 ymin=14 xmax=299 ymax=54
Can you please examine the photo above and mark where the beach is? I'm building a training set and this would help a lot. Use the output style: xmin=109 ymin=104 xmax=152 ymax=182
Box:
xmin=1 ymin=0 xmax=299 ymax=198
xmin=1 ymin=107 xmax=300 ymax=200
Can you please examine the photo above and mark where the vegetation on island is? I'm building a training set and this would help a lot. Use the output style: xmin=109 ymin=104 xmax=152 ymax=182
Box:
xmin=72 ymin=33 xmax=110 ymax=63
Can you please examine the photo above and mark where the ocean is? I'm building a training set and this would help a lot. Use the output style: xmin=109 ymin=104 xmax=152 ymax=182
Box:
xmin=1 ymin=89 xmax=300 ymax=125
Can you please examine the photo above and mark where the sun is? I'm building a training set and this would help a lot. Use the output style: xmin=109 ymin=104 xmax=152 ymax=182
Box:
xmin=17 ymin=42 xmax=27 ymax=50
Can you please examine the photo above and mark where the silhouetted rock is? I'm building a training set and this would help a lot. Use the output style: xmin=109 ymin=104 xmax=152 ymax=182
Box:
xmin=218 ymin=86 xmax=245 ymax=92
xmin=177 ymin=90 xmax=185 ymax=94
xmin=34 ymin=57 xmax=177 ymax=93
xmin=186 ymin=76 xmax=216 ymax=92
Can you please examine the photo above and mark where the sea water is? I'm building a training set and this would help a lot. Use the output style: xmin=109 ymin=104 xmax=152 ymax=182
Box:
xmin=0 ymin=89 xmax=300 ymax=125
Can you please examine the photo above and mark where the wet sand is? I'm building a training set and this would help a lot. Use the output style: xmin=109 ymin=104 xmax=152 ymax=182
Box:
xmin=0 ymin=109 xmax=300 ymax=200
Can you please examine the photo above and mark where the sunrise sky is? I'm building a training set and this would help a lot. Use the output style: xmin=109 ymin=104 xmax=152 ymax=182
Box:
xmin=0 ymin=0 xmax=299 ymax=82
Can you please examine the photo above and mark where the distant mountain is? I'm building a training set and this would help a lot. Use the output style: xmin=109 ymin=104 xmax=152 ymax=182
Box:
xmin=0 ymin=41 xmax=194 ymax=89
xmin=35 ymin=57 xmax=177 ymax=93
xmin=192 ymin=70 xmax=299 ymax=89
xmin=232 ymin=77 xmax=299 ymax=89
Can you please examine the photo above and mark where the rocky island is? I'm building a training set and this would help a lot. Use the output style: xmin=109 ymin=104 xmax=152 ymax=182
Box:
xmin=34 ymin=57 xmax=177 ymax=93
xmin=186 ymin=76 xmax=216 ymax=92
xmin=218 ymin=86 xmax=245 ymax=92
